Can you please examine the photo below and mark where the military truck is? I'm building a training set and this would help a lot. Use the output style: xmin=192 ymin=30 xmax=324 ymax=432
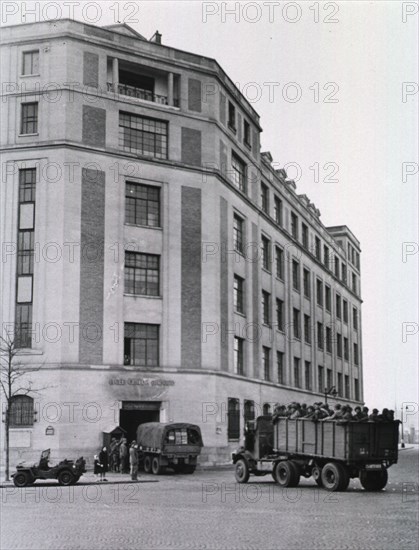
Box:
xmin=232 ymin=416 xmax=400 ymax=491
xmin=137 ymin=422 xmax=203 ymax=475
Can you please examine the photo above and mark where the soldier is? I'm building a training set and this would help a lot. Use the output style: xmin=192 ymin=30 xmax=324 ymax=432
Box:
xmin=129 ymin=441 xmax=139 ymax=481
xmin=329 ymin=403 xmax=344 ymax=420
xmin=368 ymin=408 xmax=380 ymax=421
xmin=119 ymin=438 xmax=129 ymax=473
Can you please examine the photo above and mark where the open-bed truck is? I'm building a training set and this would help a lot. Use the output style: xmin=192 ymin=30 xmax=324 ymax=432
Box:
xmin=232 ymin=416 xmax=400 ymax=491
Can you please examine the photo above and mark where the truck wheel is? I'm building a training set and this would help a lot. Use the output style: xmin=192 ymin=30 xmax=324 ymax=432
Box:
xmin=13 ymin=473 xmax=29 ymax=487
xmin=235 ymin=458 xmax=250 ymax=483
xmin=151 ymin=456 xmax=164 ymax=475
xmin=144 ymin=455 xmax=152 ymax=473
xmin=312 ymin=466 xmax=323 ymax=487
xmin=58 ymin=470 xmax=75 ymax=486
xmin=359 ymin=469 xmax=388 ymax=491
xmin=274 ymin=461 xmax=300 ymax=487
xmin=321 ymin=462 xmax=348 ymax=492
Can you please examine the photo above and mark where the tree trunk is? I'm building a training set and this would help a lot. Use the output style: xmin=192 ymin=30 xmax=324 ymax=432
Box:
xmin=5 ymin=412 xmax=10 ymax=481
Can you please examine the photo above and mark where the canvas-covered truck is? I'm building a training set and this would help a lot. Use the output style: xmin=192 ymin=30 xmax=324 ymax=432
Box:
xmin=137 ymin=422 xmax=203 ymax=475
xmin=232 ymin=416 xmax=400 ymax=491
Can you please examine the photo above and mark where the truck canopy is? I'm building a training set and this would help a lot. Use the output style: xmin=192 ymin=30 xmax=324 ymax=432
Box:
xmin=137 ymin=422 xmax=203 ymax=450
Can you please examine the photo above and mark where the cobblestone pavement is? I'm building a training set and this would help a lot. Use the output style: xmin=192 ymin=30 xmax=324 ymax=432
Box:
xmin=1 ymin=448 xmax=418 ymax=550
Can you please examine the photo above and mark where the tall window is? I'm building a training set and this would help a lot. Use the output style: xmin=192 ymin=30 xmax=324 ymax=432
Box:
xmin=274 ymin=196 xmax=283 ymax=226
xmin=119 ymin=112 xmax=168 ymax=158
xmin=9 ymin=396 xmax=34 ymax=427
xmin=334 ymin=256 xmax=340 ymax=278
xmin=315 ymin=236 xmax=321 ymax=260
xmin=343 ymin=300 xmax=348 ymax=323
xmin=234 ymin=337 xmax=244 ymax=375
xmin=304 ymin=314 xmax=311 ymax=344
xmin=291 ymin=212 xmax=299 ymax=240
xmin=318 ymin=366 xmax=324 ymax=393
xmin=244 ymin=400 xmax=255 ymax=425
xmin=231 ymin=153 xmax=246 ymax=192
xmin=21 ymin=102 xmax=38 ymax=134
xmin=292 ymin=260 xmax=300 ymax=291
xmin=293 ymin=308 xmax=300 ymax=339
xmin=344 ymin=337 xmax=349 ymax=361
xmin=262 ymin=290 xmax=271 ymax=325
xmin=261 ymin=183 xmax=269 ymax=213
xmin=275 ymin=246 xmax=284 ymax=279
xmin=317 ymin=322 xmax=324 ymax=350
xmin=293 ymin=357 xmax=301 ymax=388
xmin=344 ymin=375 xmax=350 ymax=398
xmin=327 ymin=368 xmax=333 ymax=390
xmin=336 ymin=294 xmax=341 ymax=319
xmin=277 ymin=351 xmax=285 ymax=384
xmin=342 ymin=263 xmax=347 ymax=283
xmin=303 ymin=268 xmax=311 ymax=298
xmin=337 ymin=373 xmax=343 ymax=396
xmin=261 ymin=235 xmax=271 ymax=271
xmin=233 ymin=214 xmax=244 ymax=254
xmin=263 ymin=347 xmax=271 ymax=381
xmin=227 ymin=398 xmax=240 ymax=440
xmin=353 ymin=307 xmax=358 ymax=330
xmin=125 ymin=182 xmax=160 ymax=227
xmin=124 ymin=323 xmax=159 ymax=366
xmin=325 ymin=286 xmax=331 ymax=311
xmin=352 ymin=273 xmax=357 ymax=294
xmin=125 ymin=252 xmax=159 ymax=296
xmin=337 ymin=333 xmax=342 ymax=358
xmin=276 ymin=299 xmax=284 ymax=331
xmin=233 ymin=275 xmax=245 ymax=314
xmin=305 ymin=361 xmax=312 ymax=390
xmin=244 ymin=119 xmax=251 ymax=147
xmin=302 ymin=223 xmax=309 ymax=249
xmin=22 ymin=51 xmax=39 ymax=75
xmin=326 ymin=326 xmax=332 ymax=353
xmin=354 ymin=378 xmax=360 ymax=401
xmin=323 ymin=245 xmax=329 ymax=267
xmin=354 ymin=342 xmax=359 ymax=365
xmin=228 ymin=101 xmax=236 ymax=130
xmin=316 ymin=279 xmax=323 ymax=307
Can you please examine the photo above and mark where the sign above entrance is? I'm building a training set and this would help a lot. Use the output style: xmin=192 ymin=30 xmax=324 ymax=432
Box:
xmin=122 ymin=401 xmax=161 ymax=411
xmin=109 ymin=378 xmax=175 ymax=387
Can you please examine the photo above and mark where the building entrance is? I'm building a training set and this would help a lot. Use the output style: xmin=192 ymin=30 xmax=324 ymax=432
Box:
xmin=119 ymin=402 xmax=161 ymax=444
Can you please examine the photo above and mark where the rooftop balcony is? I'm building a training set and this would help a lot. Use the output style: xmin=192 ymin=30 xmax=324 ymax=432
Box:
xmin=107 ymin=82 xmax=179 ymax=107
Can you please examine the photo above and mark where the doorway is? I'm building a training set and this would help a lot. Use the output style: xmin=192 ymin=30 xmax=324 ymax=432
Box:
xmin=119 ymin=402 xmax=161 ymax=444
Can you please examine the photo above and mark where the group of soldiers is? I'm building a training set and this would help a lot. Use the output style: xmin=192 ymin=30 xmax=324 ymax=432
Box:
xmin=108 ymin=437 xmax=130 ymax=473
xmin=272 ymin=402 xmax=396 ymax=423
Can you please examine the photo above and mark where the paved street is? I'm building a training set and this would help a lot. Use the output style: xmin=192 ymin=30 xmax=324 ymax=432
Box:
xmin=1 ymin=447 xmax=418 ymax=550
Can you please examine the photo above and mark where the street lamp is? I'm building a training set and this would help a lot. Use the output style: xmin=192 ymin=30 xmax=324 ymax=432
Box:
xmin=324 ymin=385 xmax=338 ymax=405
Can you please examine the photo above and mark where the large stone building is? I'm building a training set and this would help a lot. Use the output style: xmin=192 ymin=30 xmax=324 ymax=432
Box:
xmin=0 ymin=20 xmax=363 ymax=466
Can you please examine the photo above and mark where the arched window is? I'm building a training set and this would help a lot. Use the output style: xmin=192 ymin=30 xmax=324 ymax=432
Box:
xmin=263 ymin=403 xmax=271 ymax=416
xmin=9 ymin=395 xmax=34 ymax=427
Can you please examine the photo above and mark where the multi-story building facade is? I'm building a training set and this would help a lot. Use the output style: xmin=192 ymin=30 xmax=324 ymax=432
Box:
xmin=0 ymin=20 xmax=363 ymax=465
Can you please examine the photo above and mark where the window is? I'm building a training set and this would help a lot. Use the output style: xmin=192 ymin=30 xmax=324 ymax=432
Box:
xmin=337 ymin=373 xmax=343 ymax=396
xmin=292 ymin=260 xmax=300 ymax=291
xmin=119 ymin=112 xmax=168 ymax=158
xmin=261 ymin=183 xmax=269 ymax=213
xmin=316 ymin=279 xmax=323 ymax=307
xmin=291 ymin=212 xmax=299 ymax=240
xmin=353 ymin=307 xmax=358 ymax=330
xmin=352 ymin=273 xmax=357 ymax=293
xmin=261 ymin=235 xmax=271 ymax=271
xmin=344 ymin=375 xmax=350 ymax=398
xmin=293 ymin=357 xmax=301 ymax=388
xmin=337 ymin=333 xmax=342 ymax=358
xmin=326 ymin=326 xmax=332 ymax=353
xmin=323 ymin=245 xmax=329 ymax=267
xmin=334 ymin=256 xmax=340 ymax=278
xmin=231 ymin=152 xmax=246 ymax=192
xmin=17 ymin=232 xmax=34 ymax=275
xmin=315 ymin=236 xmax=321 ymax=260
xmin=275 ymin=246 xmax=284 ymax=279
xmin=317 ymin=322 xmax=324 ymax=350
xmin=293 ymin=308 xmax=300 ymax=339
xmin=304 ymin=314 xmax=311 ymax=344
xmin=21 ymin=102 xmax=38 ymax=134
xmin=233 ymin=275 xmax=245 ymax=314
xmin=276 ymin=299 xmax=284 ymax=331
xmin=19 ymin=168 xmax=36 ymax=203
xmin=125 ymin=252 xmax=159 ymax=296
xmin=263 ymin=347 xmax=271 ymax=381
xmin=244 ymin=400 xmax=255 ymax=424
xmin=343 ymin=300 xmax=348 ymax=323
xmin=263 ymin=403 xmax=271 ymax=415
xmin=327 ymin=369 xmax=333 ymax=391
xmin=9 ymin=395 xmax=34 ymax=427
xmin=228 ymin=398 xmax=240 ymax=440
xmin=228 ymin=101 xmax=236 ymax=130
xmin=277 ymin=352 xmax=285 ymax=384
xmin=124 ymin=323 xmax=159 ymax=366
xmin=233 ymin=214 xmax=244 ymax=254
xmin=262 ymin=290 xmax=271 ymax=325
xmin=125 ymin=182 xmax=160 ymax=227
xmin=305 ymin=361 xmax=312 ymax=390
xmin=344 ymin=337 xmax=349 ymax=361
xmin=325 ymin=285 xmax=331 ymax=311
xmin=354 ymin=343 xmax=359 ymax=365
xmin=22 ymin=51 xmax=39 ymax=75
xmin=234 ymin=337 xmax=244 ymax=375
xmin=274 ymin=196 xmax=283 ymax=226
xmin=303 ymin=268 xmax=311 ymax=298
xmin=336 ymin=294 xmax=341 ymax=319
xmin=342 ymin=263 xmax=347 ymax=283
xmin=354 ymin=378 xmax=360 ymax=401
xmin=244 ymin=119 xmax=251 ymax=147
xmin=302 ymin=223 xmax=309 ymax=249
xmin=318 ymin=366 xmax=324 ymax=393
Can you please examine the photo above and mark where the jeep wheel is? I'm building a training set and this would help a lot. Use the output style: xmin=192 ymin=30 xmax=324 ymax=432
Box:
xmin=235 ymin=458 xmax=250 ymax=483
xmin=13 ymin=473 xmax=30 ymax=487
xmin=70 ymin=476 xmax=80 ymax=485
xmin=183 ymin=465 xmax=196 ymax=474
xmin=58 ymin=470 xmax=75 ymax=486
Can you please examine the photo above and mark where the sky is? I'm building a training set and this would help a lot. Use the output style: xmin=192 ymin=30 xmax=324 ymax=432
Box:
xmin=2 ymin=1 xmax=418 ymax=424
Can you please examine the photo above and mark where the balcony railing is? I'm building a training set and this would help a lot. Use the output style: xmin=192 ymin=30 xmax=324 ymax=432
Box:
xmin=107 ymin=82 xmax=179 ymax=107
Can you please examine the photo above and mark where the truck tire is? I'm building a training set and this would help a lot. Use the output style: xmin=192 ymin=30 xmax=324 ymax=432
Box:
xmin=274 ymin=461 xmax=300 ymax=487
xmin=312 ymin=465 xmax=323 ymax=487
xmin=144 ymin=454 xmax=152 ymax=473
xmin=235 ymin=458 xmax=250 ymax=483
xmin=13 ymin=472 xmax=30 ymax=487
xmin=151 ymin=456 xmax=164 ymax=475
xmin=359 ymin=469 xmax=388 ymax=491
xmin=321 ymin=462 xmax=348 ymax=492
xmin=58 ymin=470 xmax=75 ymax=486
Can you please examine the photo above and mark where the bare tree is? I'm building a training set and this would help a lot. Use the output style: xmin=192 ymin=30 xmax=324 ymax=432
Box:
xmin=0 ymin=334 xmax=48 ymax=481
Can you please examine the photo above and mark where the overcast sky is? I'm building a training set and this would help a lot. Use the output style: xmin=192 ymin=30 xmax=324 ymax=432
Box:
xmin=3 ymin=1 xmax=418 ymax=424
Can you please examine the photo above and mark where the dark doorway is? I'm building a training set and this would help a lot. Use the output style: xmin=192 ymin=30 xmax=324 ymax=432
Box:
xmin=119 ymin=407 xmax=160 ymax=444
